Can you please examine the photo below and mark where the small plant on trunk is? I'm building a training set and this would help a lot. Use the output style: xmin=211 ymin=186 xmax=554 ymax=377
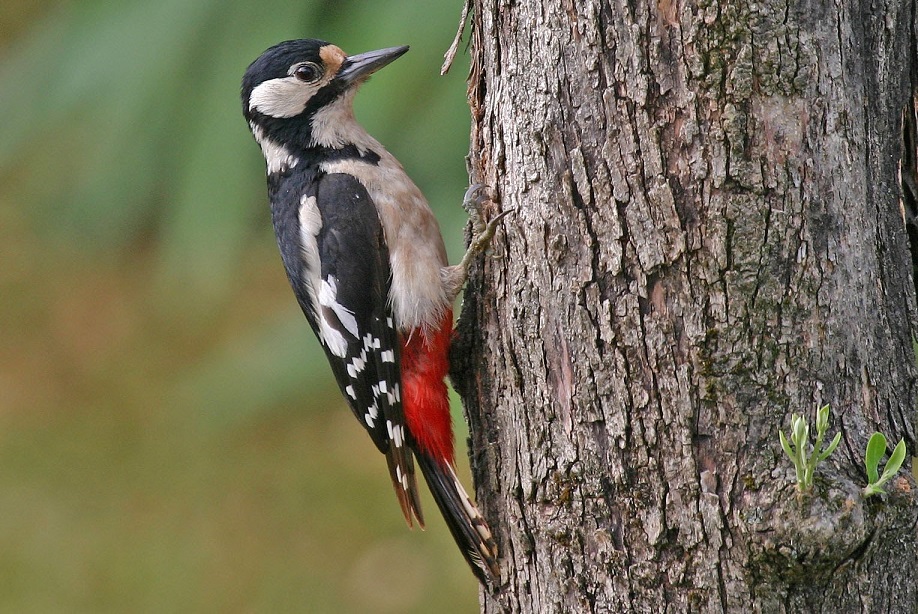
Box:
xmin=863 ymin=433 xmax=906 ymax=497
xmin=779 ymin=404 xmax=842 ymax=491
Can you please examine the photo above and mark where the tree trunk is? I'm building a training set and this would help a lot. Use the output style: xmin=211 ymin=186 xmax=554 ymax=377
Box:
xmin=450 ymin=0 xmax=918 ymax=612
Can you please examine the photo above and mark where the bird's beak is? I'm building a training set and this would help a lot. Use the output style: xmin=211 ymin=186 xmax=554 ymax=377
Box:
xmin=336 ymin=45 xmax=409 ymax=86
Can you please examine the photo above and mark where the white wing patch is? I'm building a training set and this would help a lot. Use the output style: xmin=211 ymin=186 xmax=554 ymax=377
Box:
xmin=315 ymin=275 xmax=361 ymax=358
xmin=299 ymin=195 xmax=347 ymax=357
xmin=298 ymin=194 xmax=322 ymax=302
xmin=298 ymin=194 xmax=322 ymax=237
xmin=319 ymin=276 xmax=359 ymax=337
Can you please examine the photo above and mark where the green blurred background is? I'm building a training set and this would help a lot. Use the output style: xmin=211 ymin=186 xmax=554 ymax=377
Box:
xmin=0 ymin=0 xmax=479 ymax=611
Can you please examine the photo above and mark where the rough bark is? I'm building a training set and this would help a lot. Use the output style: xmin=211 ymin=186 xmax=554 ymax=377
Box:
xmin=450 ymin=0 xmax=918 ymax=612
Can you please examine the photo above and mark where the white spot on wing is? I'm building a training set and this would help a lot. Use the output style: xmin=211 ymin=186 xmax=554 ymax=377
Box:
xmin=320 ymin=320 xmax=348 ymax=357
xmin=348 ymin=354 xmax=366 ymax=377
xmin=391 ymin=424 xmax=404 ymax=448
xmin=319 ymin=276 xmax=359 ymax=338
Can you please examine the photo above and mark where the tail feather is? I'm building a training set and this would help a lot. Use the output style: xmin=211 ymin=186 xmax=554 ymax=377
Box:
xmin=415 ymin=451 xmax=500 ymax=585
xmin=385 ymin=447 xmax=424 ymax=528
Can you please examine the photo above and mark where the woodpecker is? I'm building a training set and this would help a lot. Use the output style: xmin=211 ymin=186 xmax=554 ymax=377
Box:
xmin=241 ymin=39 xmax=505 ymax=585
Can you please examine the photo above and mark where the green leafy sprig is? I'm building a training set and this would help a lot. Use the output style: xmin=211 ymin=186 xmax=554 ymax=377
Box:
xmin=863 ymin=433 xmax=906 ymax=497
xmin=779 ymin=404 xmax=842 ymax=491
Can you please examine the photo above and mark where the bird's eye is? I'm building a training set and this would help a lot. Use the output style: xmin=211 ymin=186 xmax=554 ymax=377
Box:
xmin=293 ymin=63 xmax=322 ymax=83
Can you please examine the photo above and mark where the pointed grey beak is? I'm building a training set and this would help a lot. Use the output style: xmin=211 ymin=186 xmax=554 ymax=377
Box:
xmin=336 ymin=45 xmax=409 ymax=86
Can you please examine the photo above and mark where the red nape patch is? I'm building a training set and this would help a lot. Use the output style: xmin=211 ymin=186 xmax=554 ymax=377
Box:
xmin=400 ymin=310 xmax=455 ymax=465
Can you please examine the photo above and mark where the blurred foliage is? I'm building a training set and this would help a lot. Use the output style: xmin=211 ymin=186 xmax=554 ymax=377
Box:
xmin=0 ymin=0 xmax=480 ymax=611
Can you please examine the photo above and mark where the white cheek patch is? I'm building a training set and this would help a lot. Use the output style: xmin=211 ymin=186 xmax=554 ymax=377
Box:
xmin=249 ymin=76 xmax=319 ymax=118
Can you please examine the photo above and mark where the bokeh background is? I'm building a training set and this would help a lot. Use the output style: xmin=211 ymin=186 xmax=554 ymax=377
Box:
xmin=0 ymin=1 xmax=479 ymax=611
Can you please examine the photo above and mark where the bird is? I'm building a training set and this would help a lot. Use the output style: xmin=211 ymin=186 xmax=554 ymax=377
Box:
xmin=241 ymin=38 xmax=506 ymax=585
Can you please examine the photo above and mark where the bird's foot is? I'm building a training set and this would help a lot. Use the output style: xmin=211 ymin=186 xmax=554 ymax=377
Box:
xmin=443 ymin=184 xmax=512 ymax=302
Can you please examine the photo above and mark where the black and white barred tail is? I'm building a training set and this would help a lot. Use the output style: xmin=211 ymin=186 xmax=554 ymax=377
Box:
xmin=414 ymin=451 xmax=500 ymax=586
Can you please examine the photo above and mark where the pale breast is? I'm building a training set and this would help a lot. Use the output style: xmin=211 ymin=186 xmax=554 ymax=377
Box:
xmin=320 ymin=152 xmax=450 ymax=332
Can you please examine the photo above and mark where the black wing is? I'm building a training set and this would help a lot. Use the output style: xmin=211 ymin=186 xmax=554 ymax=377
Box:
xmin=275 ymin=171 xmax=423 ymax=525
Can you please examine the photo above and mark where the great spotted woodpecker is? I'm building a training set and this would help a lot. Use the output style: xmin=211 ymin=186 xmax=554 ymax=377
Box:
xmin=241 ymin=39 xmax=505 ymax=584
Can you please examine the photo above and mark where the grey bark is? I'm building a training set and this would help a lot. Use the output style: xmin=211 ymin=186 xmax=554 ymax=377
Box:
xmin=450 ymin=0 xmax=918 ymax=612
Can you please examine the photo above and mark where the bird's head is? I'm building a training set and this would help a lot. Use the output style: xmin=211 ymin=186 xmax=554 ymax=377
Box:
xmin=242 ymin=39 xmax=408 ymax=150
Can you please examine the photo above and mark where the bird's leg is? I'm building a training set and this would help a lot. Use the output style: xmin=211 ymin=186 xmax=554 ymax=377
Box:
xmin=443 ymin=184 xmax=512 ymax=303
